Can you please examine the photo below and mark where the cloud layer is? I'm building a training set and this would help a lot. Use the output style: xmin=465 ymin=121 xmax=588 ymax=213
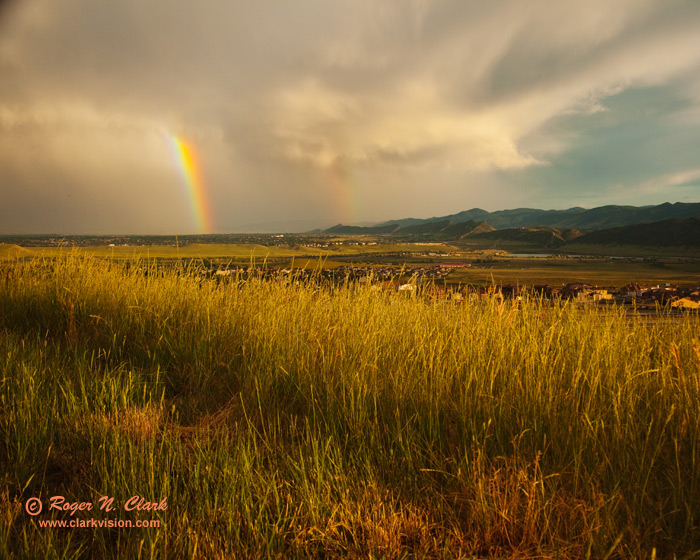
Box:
xmin=2 ymin=0 xmax=700 ymax=233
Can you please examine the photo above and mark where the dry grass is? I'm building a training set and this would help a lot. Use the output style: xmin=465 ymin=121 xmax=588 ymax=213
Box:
xmin=0 ymin=254 xmax=698 ymax=558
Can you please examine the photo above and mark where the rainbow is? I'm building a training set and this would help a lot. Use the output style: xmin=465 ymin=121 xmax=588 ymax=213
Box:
xmin=327 ymin=156 xmax=358 ymax=225
xmin=168 ymin=135 xmax=214 ymax=234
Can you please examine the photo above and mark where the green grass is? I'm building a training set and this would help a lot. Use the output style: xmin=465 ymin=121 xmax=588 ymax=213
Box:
xmin=1 ymin=254 xmax=699 ymax=558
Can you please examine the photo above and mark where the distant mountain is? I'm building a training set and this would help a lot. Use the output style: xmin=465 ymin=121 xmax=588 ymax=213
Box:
xmin=461 ymin=219 xmax=700 ymax=254
xmin=377 ymin=207 xmax=585 ymax=228
xmin=322 ymin=220 xmax=492 ymax=238
xmin=319 ymin=203 xmax=700 ymax=247
xmin=378 ymin=209 xmax=492 ymax=228
xmin=324 ymin=223 xmax=400 ymax=234
xmin=396 ymin=219 xmax=453 ymax=234
xmin=375 ymin=202 xmax=700 ymax=231
xmin=564 ymin=217 xmax=700 ymax=248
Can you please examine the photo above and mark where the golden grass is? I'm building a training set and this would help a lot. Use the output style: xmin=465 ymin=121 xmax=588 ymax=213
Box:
xmin=0 ymin=254 xmax=698 ymax=558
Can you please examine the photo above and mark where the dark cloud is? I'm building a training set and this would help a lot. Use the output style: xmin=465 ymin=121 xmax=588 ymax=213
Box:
xmin=0 ymin=0 xmax=18 ymax=26
xmin=1 ymin=0 xmax=700 ymax=233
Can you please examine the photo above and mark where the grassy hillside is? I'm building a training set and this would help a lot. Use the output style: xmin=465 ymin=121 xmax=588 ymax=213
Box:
xmin=567 ymin=217 xmax=700 ymax=248
xmin=559 ymin=218 xmax=700 ymax=257
xmin=458 ymin=218 xmax=700 ymax=256
xmin=398 ymin=219 xmax=454 ymax=234
xmin=443 ymin=220 xmax=495 ymax=238
xmin=2 ymin=256 xmax=700 ymax=558
xmin=462 ymin=227 xmax=574 ymax=250
xmin=396 ymin=220 xmax=493 ymax=238
xmin=0 ymin=243 xmax=32 ymax=260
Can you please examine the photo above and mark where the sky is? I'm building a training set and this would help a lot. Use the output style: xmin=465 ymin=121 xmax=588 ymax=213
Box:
xmin=1 ymin=0 xmax=700 ymax=234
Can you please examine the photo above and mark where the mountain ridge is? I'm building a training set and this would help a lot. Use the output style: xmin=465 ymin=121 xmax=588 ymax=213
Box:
xmin=326 ymin=202 xmax=700 ymax=234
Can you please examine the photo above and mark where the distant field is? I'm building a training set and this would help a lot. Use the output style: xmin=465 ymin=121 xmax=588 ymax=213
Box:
xmin=560 ymin=242 xmax=700 ymax=258
xmin=284 ymin=258 xmax=348 ymax=269
xmin=3 ymin=241 xmax=700 ymax=288
xmin=454 ymin=239 xmax=700 ymax=258
xmin=446 ymin=257 xmax=700 ymax=287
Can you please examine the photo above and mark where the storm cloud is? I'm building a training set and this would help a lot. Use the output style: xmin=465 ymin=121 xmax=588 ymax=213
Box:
xmin=2 ymin=0 xmax=700 ymax=233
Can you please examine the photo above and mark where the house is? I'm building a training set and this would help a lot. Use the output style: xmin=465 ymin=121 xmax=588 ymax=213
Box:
xmin=589 ymin=288 xmax=613 ymax=301
xmin=671 ymin=298 xmax=700 ymax=310
xmin=563 ymin=283 xmax=612 ymax=303
xmin=620 ymin=283 xmax=646 ymax=298
xmin=643 ymin=286 xmax=679 ymax=304
xmin=563 ymin=283 xmax=591 ymax=299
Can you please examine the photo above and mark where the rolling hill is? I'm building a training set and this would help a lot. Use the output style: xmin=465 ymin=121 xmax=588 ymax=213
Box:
xmin=458 ymin=218 xmax=700 ymax=255
xmin=0 ymin=244 xmax=33 ymax=259
xmin=323 ymin=223 xmax=401 ymax=234
xmin=368 ymin=202 xmax=700 ymax=231
xmin=562 ymin=217 xmax=700 ymax=251
xmin=324 ymin=220 xmax=493 ymax=238
xmin=465 ymin=227 xmax=583 ymax=248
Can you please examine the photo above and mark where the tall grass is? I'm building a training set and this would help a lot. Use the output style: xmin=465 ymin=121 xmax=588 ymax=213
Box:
xmin=1 ymin=254 xmax=699 ymax=558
